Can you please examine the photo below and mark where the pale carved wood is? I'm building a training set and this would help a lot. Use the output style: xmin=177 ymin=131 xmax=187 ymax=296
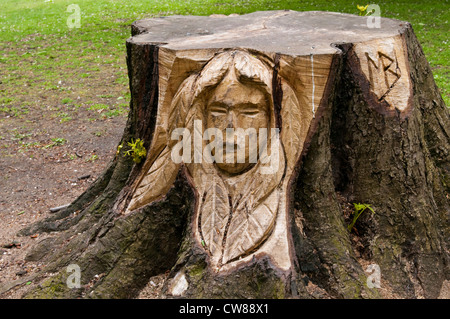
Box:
xmin=353 ymin=35 xmax=412 ymax=114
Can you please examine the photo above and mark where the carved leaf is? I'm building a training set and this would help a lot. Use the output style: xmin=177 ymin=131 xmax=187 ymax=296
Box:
xmin=233 ymin=51 xmax=272 ymax=86
xmin=200 ymin=175 xmax=230 ymax=262
xmin=280 ymin=81 xmax=302 ymax=170
xmin=194 ymin=52 xmax=232 ymax=98
xmin=220 ymin=149 xmax=285 ymax=264
xmin=168 ymin=75 xmax=196 ymax=134
xmin=222 ymin=190 xmax=279 ymax=264
xmin=127 ymin=146 xmax=179 ymax=211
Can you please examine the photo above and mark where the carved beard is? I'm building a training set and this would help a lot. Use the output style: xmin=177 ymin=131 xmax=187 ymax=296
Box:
xmin=187 ymin=142 xmax=286 ymax=268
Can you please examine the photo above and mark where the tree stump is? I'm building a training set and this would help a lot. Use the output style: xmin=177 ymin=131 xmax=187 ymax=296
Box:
xmin=10 ymin=10 xmax=449 ymax=299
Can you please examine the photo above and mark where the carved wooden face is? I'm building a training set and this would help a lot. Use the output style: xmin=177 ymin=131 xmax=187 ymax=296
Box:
xmin=127 ymin=49 xmax=304 ymax=271
xmin=205 ymin=68 xmax=270 ymax=175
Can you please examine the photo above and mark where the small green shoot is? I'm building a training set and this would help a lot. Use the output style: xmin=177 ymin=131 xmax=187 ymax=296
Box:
xmin=124 ymin=138 xmax=146 ymax=164
xmin=357 ymin=4 xmax=369 ymax=16
xmin=57 ymin=112 xmax=72 ymax=123
xmin=43 ymin=137 xmax=66 ymax=149
xmin=65 ymin=153 xmax=76 ymax=160
xmin=116 ymin=142 xmax=123 ymax=156
xmin=12 ymin=132 xmax=32 ymax=141
xmin=86 ymin=154 xmax=99 ymax=162
xmin=60 ymin=116 xmax=72 ymax=123
xmin=348 ymin=203 xmax=375 ymax=232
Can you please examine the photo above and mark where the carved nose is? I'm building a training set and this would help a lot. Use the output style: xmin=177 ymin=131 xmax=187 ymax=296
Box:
xmin=227 ymin=111 xmax=237 ymax=129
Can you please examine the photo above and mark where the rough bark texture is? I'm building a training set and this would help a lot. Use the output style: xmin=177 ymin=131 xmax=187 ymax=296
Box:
xmin=2 ymin=11 xmax=448 ymax=299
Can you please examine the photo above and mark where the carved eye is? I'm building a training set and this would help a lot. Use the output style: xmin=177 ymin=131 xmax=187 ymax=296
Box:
xmin=208 ymin=105 xmax=227 ymax=117
xmin=241 ymin=106 xmax=263 ymax=117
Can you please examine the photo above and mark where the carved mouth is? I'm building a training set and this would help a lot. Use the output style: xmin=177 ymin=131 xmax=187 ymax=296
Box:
xmin=223 ymin=142 xmax=240 ymax=151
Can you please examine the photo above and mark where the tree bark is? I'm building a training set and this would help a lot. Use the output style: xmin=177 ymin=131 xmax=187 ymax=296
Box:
xmin=4 ymin=11 xmax=448 ymax=299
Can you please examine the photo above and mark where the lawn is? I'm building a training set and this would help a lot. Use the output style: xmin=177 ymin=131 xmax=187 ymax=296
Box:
xmin=0 ymin=0 xmax=448 ymax=123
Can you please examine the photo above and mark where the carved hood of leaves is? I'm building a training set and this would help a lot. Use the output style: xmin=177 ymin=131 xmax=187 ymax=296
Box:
xmin=191 ymin=146 xmax=286 ymax=267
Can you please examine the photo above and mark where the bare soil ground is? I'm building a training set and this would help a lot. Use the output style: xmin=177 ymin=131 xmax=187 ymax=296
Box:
xmin=0 ymin=102 xmax=120 ymax=296
xmin=0 ymin=80 xmax=169 ymax=298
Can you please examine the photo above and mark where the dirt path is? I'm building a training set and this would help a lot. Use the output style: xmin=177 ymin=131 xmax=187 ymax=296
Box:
xmin=0 ymin=101 xmax=127 ymax=297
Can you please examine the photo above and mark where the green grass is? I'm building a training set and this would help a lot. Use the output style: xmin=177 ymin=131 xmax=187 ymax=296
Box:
xmin=43 ymin=137 xmax=66 ymax=149
xmin=0 ymin=0 xmax=448 ymax=109
xmin=61 ymin=97 xmax=73 ymax=104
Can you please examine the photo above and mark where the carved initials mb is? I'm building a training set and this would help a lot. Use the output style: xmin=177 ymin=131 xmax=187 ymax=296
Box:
xmin=365 ymin=51 xmax=401 ymax=101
